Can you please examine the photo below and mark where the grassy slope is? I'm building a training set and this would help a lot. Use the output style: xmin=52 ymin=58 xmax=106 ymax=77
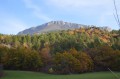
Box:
xmin=1 ymin=71 xmax=120 ymax=79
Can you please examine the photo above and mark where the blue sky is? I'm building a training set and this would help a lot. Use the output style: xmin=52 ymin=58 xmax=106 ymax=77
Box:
xmin=0 ymin=0 xmax=120 ymax=34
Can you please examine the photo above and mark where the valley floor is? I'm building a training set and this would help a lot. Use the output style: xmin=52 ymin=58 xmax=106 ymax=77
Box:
xmin=1 ymin=70 xmax=120 ymax=79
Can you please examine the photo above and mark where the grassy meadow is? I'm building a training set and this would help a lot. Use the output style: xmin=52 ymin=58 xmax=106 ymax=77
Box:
xmin=1 ymin=70 xmax=120 ymax=79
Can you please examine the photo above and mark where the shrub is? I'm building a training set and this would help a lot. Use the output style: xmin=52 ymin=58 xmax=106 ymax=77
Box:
xmin=53 ymin=52 xmax=79 ymax=74
xmin=87 ymin=46 xmax=120 ymax=71
xmin=110 ymin=50 xmax=120 ymax=71
xmin=53 ymin=49 xmax=93 ymax=74
xmin=48 ymin=68 xmax=54 ymax=73
xmin=0 ymin=64 xmax=3 ymax=77
xmin=72 ymin=52 xmax=93 ymax=72
xmin=1 ymin=47 xmax=43 ymax=71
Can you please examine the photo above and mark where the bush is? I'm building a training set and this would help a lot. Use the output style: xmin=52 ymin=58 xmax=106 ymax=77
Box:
xmin=87 ymin=46 xmax=120 ymax=71
xmin=53 ymin=49 xmax=93 ymax=74
xmin=48 ymin=68 xmax=54 ymax=73
xmin=1 ymin=47 xmax=43 ymax=71
xmin=0 ymin=64 xmax=3 ymax=77
xmin=110 ymin=50 xmax=120 ymax=71
xmin=53 ymin=52 xmax=79 ymax=74
xmin=72 ymin=52 xmax=93 ymax=72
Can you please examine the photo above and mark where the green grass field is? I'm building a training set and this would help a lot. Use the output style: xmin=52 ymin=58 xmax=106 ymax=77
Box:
xmin=1 ymin=70 xmax=120 ymax=79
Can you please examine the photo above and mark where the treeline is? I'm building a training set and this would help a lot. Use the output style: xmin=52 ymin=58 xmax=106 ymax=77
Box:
xmin=0 ymin=46 xmax=42 ymax=71
xmin=0 ymin=28 xmax=120 ymax=74
xmin=0 ymin=28 xmax=120 ymax=52
xmin=0 ymin=45 xmax=120 ymax=74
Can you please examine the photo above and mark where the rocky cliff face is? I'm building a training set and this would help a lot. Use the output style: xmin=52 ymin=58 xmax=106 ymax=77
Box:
xmin=18 ymin=21 xmax=110 ymax=35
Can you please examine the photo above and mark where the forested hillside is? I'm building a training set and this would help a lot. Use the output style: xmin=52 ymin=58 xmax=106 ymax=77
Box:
xmin=0 ymin=27 xmax=120 ymax=74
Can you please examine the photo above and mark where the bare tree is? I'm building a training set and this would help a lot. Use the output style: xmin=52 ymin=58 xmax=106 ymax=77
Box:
xmin=113 ymin=0 xmax=120 ymax=28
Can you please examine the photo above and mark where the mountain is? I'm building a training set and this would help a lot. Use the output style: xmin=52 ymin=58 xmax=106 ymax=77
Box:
xmin=17 ymin=21 xmax=89 ymax=35
xmin=18 ymin=21 xmax=111 ymax=35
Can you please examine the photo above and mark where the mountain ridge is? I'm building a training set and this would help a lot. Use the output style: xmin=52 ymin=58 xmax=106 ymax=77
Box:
xmin=18 ymin=21 xmax=111 ymax=35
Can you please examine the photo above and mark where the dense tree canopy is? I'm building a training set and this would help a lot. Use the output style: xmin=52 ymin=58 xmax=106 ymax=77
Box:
xmin=0 ymin=27 xmax=120 ymax=74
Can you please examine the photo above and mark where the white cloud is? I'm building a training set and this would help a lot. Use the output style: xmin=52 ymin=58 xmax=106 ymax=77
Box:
xmin=46 ymin=0 xmax=113 ymax=9
xmin=0 ymin=13 xmax=28 ymax=34
xmin=6 ymin=19 xmax=27 ymax=31
xmin=46 ymin=0 xmax=120 ymax=29
xmin=99 ymin=12 xmax=113 ymax=24
xmin=45 ymin=0 xmax=115 ymax=17
xmin=23 ymin=0 xmax=52 ymax=21
xmin=98 ymin=11 xmax=120 ymax=30
xmin=1 ymin=20 xmax=27 ymax=34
